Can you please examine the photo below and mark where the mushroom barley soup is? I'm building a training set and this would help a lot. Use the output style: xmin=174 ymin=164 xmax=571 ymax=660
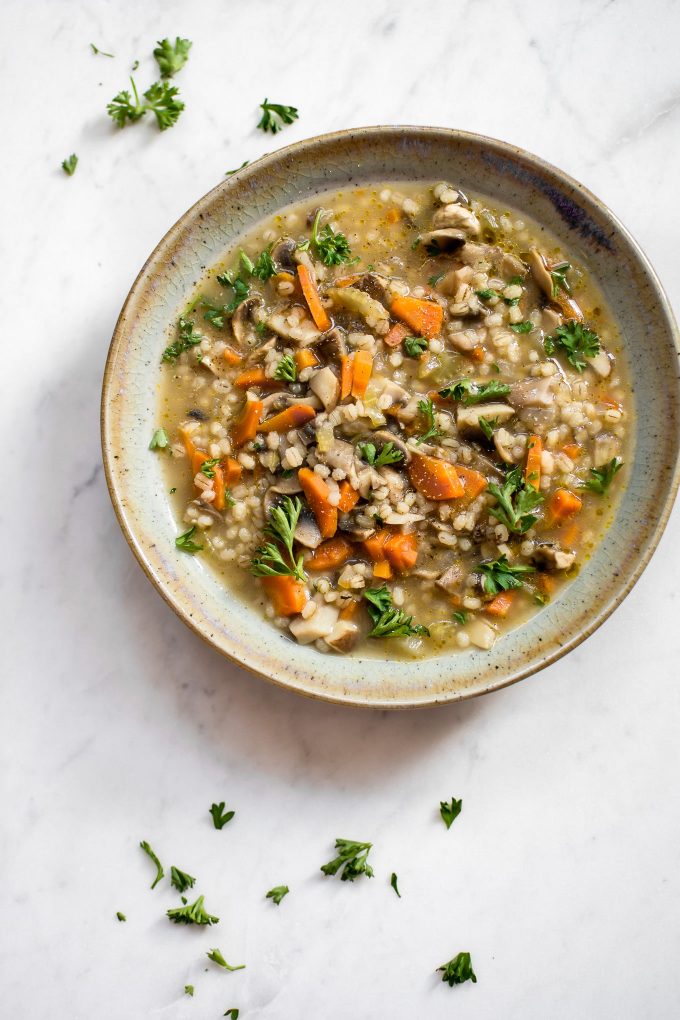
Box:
xmin=156 ymin=181 xmax=630 ymax=657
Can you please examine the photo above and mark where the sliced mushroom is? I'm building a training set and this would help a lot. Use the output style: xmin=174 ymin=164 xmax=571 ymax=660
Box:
xmin=419 ymin=228 xmax=466 ymax=254
xmin=289 ymin=603 xmax=339 ymax=644
xmin=260 ymin=392 xmax=321 ymax=414
xmin=309 ymin=365 xmax=340 ymax=411
xmin=467 ymin=617 xmax=497 ymax=650
xmin=317 ymin=326 xmax=347 ymax=363
xmin=456 ymin=402 xmax=516 ymax=436
xmin=542 ymin=307 xmax=563 ymax=333
xmin=499 ymin=251 xmax=527 ymax=278
xmin=295 ymin=510 xmax=323 ymax=549
xmin=587 ymin=347 xmax=612 ymax=378
xmin=337 ymin=512 xmax=373 ymax=540
xmin=317 ymin=439 xmax=356 ymax=475
xmin=353 ymin=272 xmax=392 ymax=305
xmin=436 ymin=562 xmax=463 ymax=594
xmin=267 ymin=310 xmax=321 ymax=345
xmin=325 ymin=619 xmax=360 ymax=654
xmin=370 ymin=430 xmax=411 ymax=463
xmin=232 ymin=296 xmax=265 ymax=346
xmin=532 ymin=543 xmax=576 ymax=571
xmin=529 ymin=248 xmax=584 ymax=322
xmin=493 ymin=427 xmax=518 ymax=464
xmin=271 ymin=237 xmax=297 ymax=274
xmin=327 ymin=286 xmax=390 ymax=327
xmin=509 ymin=377 xmax=555 ymax=408
xmin=431 ymin=205 xmax=480 ymax=234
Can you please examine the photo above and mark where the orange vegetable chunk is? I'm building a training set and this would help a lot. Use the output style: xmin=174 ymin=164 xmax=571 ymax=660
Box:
xmin=486 ymin=591 xmax=515 ymax=617
xmin=298 ymin=467 xmax=337 ymax=538
xmin=351 ymin=350 xmax=373 ymax=398
xmin=337 ymin=481 xmax=359 ymax=513
xmin=391 ymin=295 xmax=443 ymax=339
xmin=297 ymin=263 xmax=331 ymax=331
xmin=408 ymin=452 xmax=465 ymax=500
xmin=231 ymin=399 xmax=263 ymax=447
xmin=548 ymin=488 xmax=583 ymax=520
xmin=524 ymin=435 xmax=543 ymax=491
xmin=259 ymin=404 xmax=316 ymax=433
xmin=306 ymin=537 xmax=353 ymax=571
xmin=261 ymin=575 xmax=307 ymax=616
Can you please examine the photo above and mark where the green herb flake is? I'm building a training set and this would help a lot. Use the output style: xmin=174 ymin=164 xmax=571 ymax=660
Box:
xmin=274 ymin=355 xmax=297 ymax=383
xmin=404 ymin=336 xmax=428 ymax=357
xmin=61 ymin=153 xmax=78 ymax=176
xmin=475 ymin=288 xmax=500 ymax=301
xmin=487 ymin=466 xmax=544 ymax=534
xmin=478 ymin=416 xmax=499 ymax=441
xmin=357 ymin=441 xmax=404 ymax=468
xmin=550 ymin=261 xmax=572 ymax=296
xmin=439 ymin=379 xmax=510 ymax=405
xmin=311 ymin=209 xmax=357 ymax=266
xmin=439 ymin=951 xmax=477 ymax=986
xmin=257 ymin=98 xmax=298 ymax=134
xmin=320 ymin=839 xmax=374 ymax=882
xmin=107 ymin=77 xmax=184 ymax=131
xmin=224 ymin=1010 xmax=239 ymax=1018
xmin=544 ymin=320 xmax=601 ymax=372
xmin=153 ymin=37 xmax=192 ymax=78
xmin=149 ymin=428 xmax=169 ymax=450
xmin=440 ymin=797 xmax=462 ymax=830
xmin=582 ymin=457 xmax=623 ymax=495
xmin=199 ymin=458 xmax=220 ymax=479
xmin=390 ymin=872 xmax=401 ymax=898
xmin=251 ymin=496 xmax=306 ymax=581
xmin=116 ymin=911 xmax=126 ymax=922
xmin=478 ymin=554 xmax=534 ymax=595
xmin=266 ymin=885 xmax=289 ymax=905
xmin=162 ymin=317 xmax=203 ymax=363
xmin=251 ymin=245 xmax=276 ymax=282
xmin=452 ymin=611 xmax=467 ymax=625
xmin=139 ymin=840 xmax=164 ymax=888
xmin=175 ymin=526 xmax=203 ymax=553
xmin=510 ymin=320 xmax=533 ymax=334
xmin=226 ymin=160 xmax=249 ymax=177
xmin=415 ymin=397 xmax=440 ymax=444
xmin=185 ymin=985 xmax=194 ymax=997
xmin=364 ymin=585 xmax=429 ymax=639
xmin=210 ymin=801 xmax=235 ymax=830
xmin=167 ymin=895 xmax=219 ymax=926
xmin=428 ymin=273 xmax=445 ymax=286
xmin=207 ymin=948 xmax=245 ymax=971
xmin=90 ymin=43 xmax=114 ymax=57
xmin=170 ymin=866 xmax=196 ymax=894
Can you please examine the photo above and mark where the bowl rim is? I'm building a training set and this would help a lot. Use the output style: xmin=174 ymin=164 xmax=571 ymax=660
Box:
xmin=101 ymin=124 xmax=680 ymax=709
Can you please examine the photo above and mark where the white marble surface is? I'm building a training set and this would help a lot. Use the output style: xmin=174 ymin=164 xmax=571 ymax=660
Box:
xmin=2 ymin=0 xmax=680 ymax=1016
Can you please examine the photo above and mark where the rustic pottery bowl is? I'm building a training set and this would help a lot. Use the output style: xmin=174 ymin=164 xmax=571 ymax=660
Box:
xmin=101 ymin=126 xmax=680 ymax=708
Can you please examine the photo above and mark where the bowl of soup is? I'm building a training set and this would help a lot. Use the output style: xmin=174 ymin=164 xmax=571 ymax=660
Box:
xmin=101 ymin=126 xmax=680 ymax=707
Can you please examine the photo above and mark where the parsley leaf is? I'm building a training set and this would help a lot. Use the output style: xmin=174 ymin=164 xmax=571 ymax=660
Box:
xmin=61 ymin=153 xmax=78 ymax=176
xmin=404 ymin=336 xmax=428 ymax=357
xmin=170 ymin=866 xmax=196 ymax=893
xmin=226 ymin=160 xmax=249 ymax=176
xmin=428 ymin=273 xmax=445 ymax=286
xmin=274 ymin=355 xmax=297 ymax=383
xmin=582 ymin=457 xmax=623 ymax=495
xmin=199 ymin=458 xmax=220 ymax=479
xmin=544 ymin=321 xmax=600 ymax=372
xmin=390 ymin=872 xmax=401 ymax=898
xmin=478 ymin=416 xmax=498 ymax=442
xmin=320 ymin=839 xmax=374 ymax=881
xmin=209 ymin=802 xmax=235 ymax=830
xmin=185 ymin=985 xmax=194 ymax=997
xmin=452 ymin=611 xmax=467 ymax=625
xmin=266 ymin=885 xmax=289 ymax=905
xmin=439 ymin=379 xmax=510 ymax=405
xmin=167 ymin=895 xmax=219 ymax=926
xmin=143 ymin=81 xmax=184 ymax=131
xmin=439 ymin=951 xmax=477 ymax=986
xmin=257 ymin=98 xmax=298 ymax=134
xmin=176 ymin=526 xmax=203 ymax=553
xmin=116 ymin=911 xmax=126 ymax=921
xmin=311 ymin=209 xmax=357 ymax=266
xmin=224 ymin=277 xmax=250 ymax=313
xmin=224 ymin=1011 xmax=239 ymax=1019
xmin=107 ymin=78 xmax=146 ymax=126
xmin=416 ymin=398 xmax=440 ymax=444
xmin=476 ymin=288 xmax=500 ymax=301
xmin=550 ymin=261 xmax=572 ymax=296
xmin=90 ymin=43 xmax=114 ymax=57
xmin=251 ymin=497 xmax=306 ymax=581
xmin=207 ymin=948 xmax=245 ymax=971
xmin=364 ymin=585 xmax=429 ymax=639
xmin=251 ymin=245 xmax=276 ymax=282
xmin=153 ymin=37 xmax=192 ymax=78
xmin=357 ymin=441 xmax=404 ymax=467
xmin=162 ymin=316 xmax=203 ymax=363
xmin=510 ymin=320 xmax=533 ymax=334
xmin=149 ymin=428 xmax=169 ymax=450
xmin=478 ymin=555 xmax=534 ymax=595
xmin=440 ymin=797 xmax=462 ymax=830
xmin=140 ymin=840 xmax=164 ymax=889
xmin=487 ymin=466 xmax=544 ymax=534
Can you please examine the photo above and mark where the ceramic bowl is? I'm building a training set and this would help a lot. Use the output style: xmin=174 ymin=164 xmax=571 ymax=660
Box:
xmin=101 ymin=126 xmax=680 ymax=708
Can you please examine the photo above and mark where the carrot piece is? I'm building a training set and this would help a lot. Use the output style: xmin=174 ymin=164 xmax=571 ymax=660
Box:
xmin=548 ymin=488 xmax=582 ymax=521
xmin=383 ymin=322 xmax=411 ymax=348
xmin=298 ymin=467 xmax=337 ymax=538
xmin=337 ymin=480 xmax=359 ymax=513
xmin=351 ymin=350 xmax=373 ymax=398
xmin=456 ymin=465 xmax=488 ymax=499
xmin=294 ymin=349 xmax=319 ymax=371
xmin=384 ymin=532 xmax=418 ymax=573
xmin=339 ymin=597 xmax=360 ymax=619
xmin=385 ymin=207 xmax=401 ymax=224
xmin=363 ymin=529 xmax=390 ymax=561
xmin=297 ymin=263 xmax=331 ymax=331
xmin=524 ymin=435 xmax=543 ymax=491
xmin=408 ymin=452 xmax=465 ymax=500
xmin=340 ymin=354 xmax=354 ymax=399
xmin=390 ymin=295 xmax=443 ymax=339
xmin=231 ymin=399 xmax=263 ymax=448
xmin=212 ymin=464 xmax=226 ymax=511
xmin=373 ymin=559 xmax=393 ymax=579
xmin=486 ymin=591 xmax=515 ymax=617
xmin=220 ymin=456 xmax=242 ymax=487
xmin=470 ymin=345 xmax=486 ymax=362
xmin=261 ymin=575 xmax=307 ymax=616
xmin=179 ymin=426 xmax=198 ymax=460
xmin=259 ymin=404 xmax=317 ymax=433
xmin=334 ymin=272 xmax=363 ymax=288
xmin=223 ymin=346 xmax=243 ymax=366
xmin=234 ymin=367 xmax=283 ymax=390
xmin=561 ymin=443 xmax=581 ymax=460
xmin=305 ymin=536 xmax=353 ymax=571
xmin=191 ymin=449 xmax=208 ymax=476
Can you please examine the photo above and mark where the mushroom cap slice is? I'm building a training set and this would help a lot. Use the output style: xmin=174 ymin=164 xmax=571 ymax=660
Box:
xmin=456 ymin=402 xmax=516 ymax=435
xmin=232 ymin=296 xmax=265 ymax=346
xmin=419 ymin=228 xmax=466 ymax=254
xmin=271 ymin=236 xmax=297 ymax=273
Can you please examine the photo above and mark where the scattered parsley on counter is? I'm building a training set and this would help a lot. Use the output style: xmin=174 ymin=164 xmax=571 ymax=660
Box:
xmin=175 ymin=526 xmax=203 ymax=553
xmin=440 ymin=797 xmax=463 ymax=830
xmin=390 ymin=873 xmax=401 ymax=898
xmin=438 ymin=951 xmax=477 ymax=986
xmin=207 ymin=948 xmax=246 ymax=971
xmin=184 ymin=985 xmax=194 ymax=997
xmin=582 ymin=457 xmax=623 ymax=495
xmin=170 ymin=866 xmax=196 ymax=894
xmin=257 ymin=98 xmax=298 ymax=134
xmin=139 ymin=840 xmax=164 ymax=889
xmin=107 ymin=77 xmax=184 ymax=131
xmin=265 ymin=885 xmax=289 ymax=905
xmin=153 ymin=37 xmax=192 ymax=78
xmin=167 ymin=895 xmax=219 ymax=926
xmin=116 ymin=911 xmax=126 ymax=922
xmin=90 ymin=43 xmax=114 ymax=57
xmin=320 ymin=839 xmax=374 ymax=882
xmin=209 ymin=801 xmax=235 ymax=830
xmin=224 ymin=1010 xmax=240 ymax=1018
xmin=149 ymin=428 xmax=169 ymax=450
xmin=61 ymin=153 xmax=78 ymax=176
xmin=226 ymin=160 xmax=249 ymax=176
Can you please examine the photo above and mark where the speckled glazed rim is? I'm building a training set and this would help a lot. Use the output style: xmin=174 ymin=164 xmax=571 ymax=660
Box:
xmin=101 ymin=126 xmax=680 ymax=709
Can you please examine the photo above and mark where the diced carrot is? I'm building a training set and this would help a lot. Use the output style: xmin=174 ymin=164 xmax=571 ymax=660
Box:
xmin=363 ymin=529 xmax=390 ymax=561
xmin=561 ymin=443 xmax=581 ymax=460
xmin=297 ymin=263 xmax=331 ymax=331
xmin=486 ymin=591 xmax=515 ymax=617
xmin=337 ymin=480 xmax=359 ymax=513
xmin=191 ymin=449 xmax=209 ymax=476
xmin=223 ymin=346 xmax=243 ymax=365
xmin=179 ymin=426 xmax=198 ymax=461
xmin=384 ymin=532 xmax=418 ymax=573
xmin=294 ymin=349 xmax=319 ymax=371
xmin=259 ymin=404 xmax=316 ymax=433
xmin=298 ymin=467 xmax=337 ymax=538
xmin=470 ymin=345 xmax=486 ymax=362
xmin=383 ymin=322 xmax=411 ymax=348
xmin=334 ymin=273 xmax=363 ymax=288
xmin=339 ymin=597 xmax=360 ymax=619
xmin=385 ymin=207 xmax=401 ymax=224
xmin=408 ymin=452 xmax=465 ymax=500
xmin=305 ymin=536 xmax=353 ymax=571
xmin=260 ymin=575 xmax=307 ymax=616
xmin=340 ymin=354 xmax=353 ymax=399
xmin=351 ymin=350 xmax=373 ymax=398
xmin=373 ymin=559 xmax=393 ymax=579
xmin=391 ymin=295 xmax=443 ymax=339
xmin=212 ymin=464 xmax=226 ymax=511
xmin=524 ymin=435 xmax=543 ymax=491
xmin=601 ymin=396 xmax=621 ymax=410
xmin=456 ymin=465 xmax=488 ymax=499
xmin=537 ymin=573 xmax=556 ymax=598
xmin=220 ymin=456 xmax=242 ymax=487
xmin=234 ymin=367 xmax=281 ymax=389
xmin=548 ymin=488 xmax=582 ymax=521
xmin=231 ymin=399 xmax=263 ymax=448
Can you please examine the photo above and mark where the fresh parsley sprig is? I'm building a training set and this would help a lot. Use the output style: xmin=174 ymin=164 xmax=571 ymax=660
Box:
xmin=439 ymin=379 xmax=510 ymax=405
xmin=364 ymin=585 xmax=429 ymax=639
xmin=140 ymin=840 xmax=164 ymax=889
xmin=404 ymin=336 xmax=428 ymax=357
xmin=167 ymin=895 xmax=219 ymax=926
xmin=153 ymin=37 xmax=192 ymax=78
xmin=487 ymin=466 xmax=544 ymax=534
xmin=257 ymin=98 xmax=298 ymax=134
xmin=200 ymin=458 xmax=221 ymax=479
xmin=107 ymin=77 xmax=184 ymax=131
xmin=170 ymin=866 xmax=196 ymax=893
xmin=162 ymin=317 xmax=203 ymax=363
xmin=310 ymin=209 xmax=357 ymax=266
xmin=390 ymin=873 xmax=401 ymax=898
xmin=175 ymin=526 xmax=203 ymax=553
xmin=320 ymin=839 xmax=374 ymax=882
xmin=357 ymin=441 xmax=404 ymax=467
xmin=477 ymin=555 xmax=534 ymax=595
xmin=440 ymin=797 xmax=463 ymax=829
xmin=478 ymin=416 xmax=499 ymax=441
xmin=265 ymin=885 xmax=289 ymax=905
xmin=544 ymin=321 xmax=600 ymax=372
xmin=582 ymin=457 xmax=622 ymax=495
xmin=251 ymin=245 xmax=276 ymax=282
xmin=210 ymin=802 xmax=235 ymax=830
xmin=274 ymin=355 xmax=297 ymax=383
xmin=550 ymin=261 xmax=572 ymax=296
xmin=415 ymin=398 xmax=440 ymax=444
xmin=207 ymin=948 xmax=245 ymax=971
xmin=439 ymin=952 xmax=477 ymax=986
xmin=510 ymin=320 xmax=533 ymax=334
xmin=251 ymin=497 xmax=306 ymax=581
xmin=61 ymin=153 xmax=78 ymax=176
